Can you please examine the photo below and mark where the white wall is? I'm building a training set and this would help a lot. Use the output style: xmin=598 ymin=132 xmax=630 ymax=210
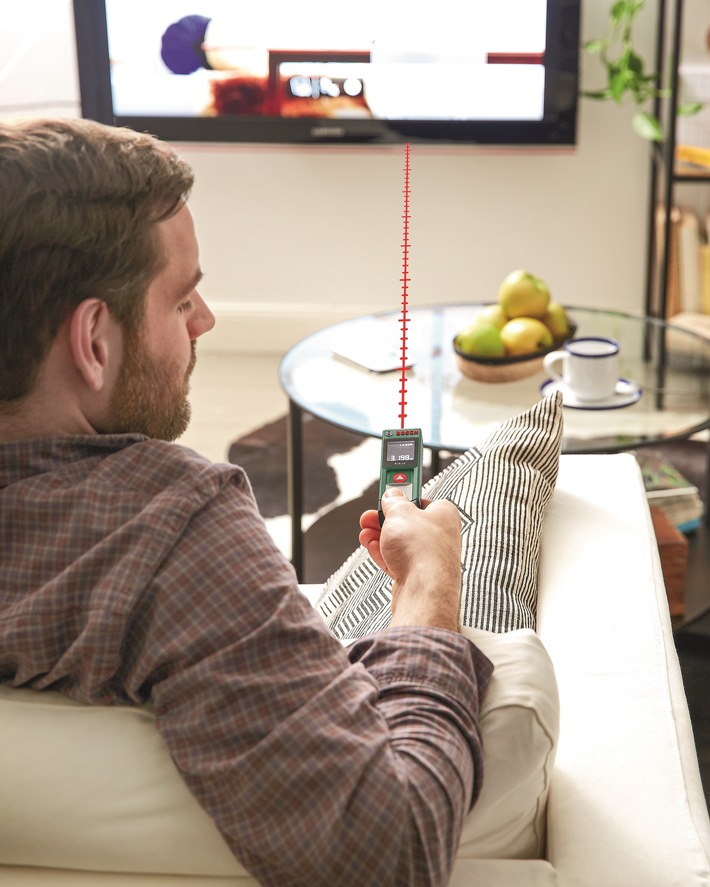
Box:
xmin=1 ymin=0 xmax=706 ymax=353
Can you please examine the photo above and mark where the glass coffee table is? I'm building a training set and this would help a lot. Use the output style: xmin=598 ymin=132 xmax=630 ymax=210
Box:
xmin=279 ymin=304 xmax=710 ymax=577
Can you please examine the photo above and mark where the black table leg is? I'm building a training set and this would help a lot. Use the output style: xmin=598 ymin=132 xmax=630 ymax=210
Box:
xmin=287 ymin=400 xmax=304 ymax=580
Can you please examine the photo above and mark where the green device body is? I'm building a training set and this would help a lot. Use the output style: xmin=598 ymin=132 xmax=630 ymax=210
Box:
xmin=378 ymin=428 xmax=423 ymax=526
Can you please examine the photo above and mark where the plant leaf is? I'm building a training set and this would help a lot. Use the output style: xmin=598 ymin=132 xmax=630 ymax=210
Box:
xmin=678 ymin=101 xmax=704 ymax=117
xmin=633 ymin=110 xmax=664 ymax=141
xmin=609 ymin=68 xmax=631 ymax=101
xmin=610 ymin=1 xmax=630 ymax=25
xmin=583 ymin=39 xmax=607 ymax=54
xmin=624 ymin=49 xmax=643 ymax=75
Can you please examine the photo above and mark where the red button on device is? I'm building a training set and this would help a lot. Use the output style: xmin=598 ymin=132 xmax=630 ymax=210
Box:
xmin=393 ymin=473 xmax=408 ymax=483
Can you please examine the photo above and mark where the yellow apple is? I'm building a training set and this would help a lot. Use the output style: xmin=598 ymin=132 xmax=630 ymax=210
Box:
xmin=456 ymin=323 xmax=506 ymax=358
xmin=543 ymin=302 xmax=571 ymax=341
xmin=474 ymin=303 xmax=507 ymax=331
xmin=497 ymin=270 xmax=551 ymax=319
xmin=500 ymin=317 xmax=554 ymax=356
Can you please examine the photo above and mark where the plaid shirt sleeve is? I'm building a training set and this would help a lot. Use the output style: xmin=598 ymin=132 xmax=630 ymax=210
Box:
xmin=141 ymin=471 xmax=492 ymax=887
xmin=0 ymin=437 xmax=493 ymax=887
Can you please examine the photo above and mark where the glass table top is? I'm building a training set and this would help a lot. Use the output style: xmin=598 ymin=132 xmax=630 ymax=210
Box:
xmin=279 ymin=305 xmax=710 ymax=454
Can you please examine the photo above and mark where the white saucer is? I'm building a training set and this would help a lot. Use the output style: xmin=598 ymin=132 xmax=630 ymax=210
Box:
xmin=540 ymin=377 xmax=642 ymax=410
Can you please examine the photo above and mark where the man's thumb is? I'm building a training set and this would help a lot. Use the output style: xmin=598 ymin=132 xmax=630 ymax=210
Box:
xmin=382 ymin=487 xmax=409 ymax=510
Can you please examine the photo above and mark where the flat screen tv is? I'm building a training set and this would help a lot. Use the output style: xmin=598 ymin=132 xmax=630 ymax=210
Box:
xmin=72 ymin=0 xmax=581 ymax=146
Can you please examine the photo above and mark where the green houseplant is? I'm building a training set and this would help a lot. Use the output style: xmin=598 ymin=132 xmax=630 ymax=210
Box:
xmin=582 ymin=0 xmax=702 ymax=141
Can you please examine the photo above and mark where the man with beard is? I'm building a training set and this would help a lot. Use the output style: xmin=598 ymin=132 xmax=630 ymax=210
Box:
xmin=0 ymin=117 xmax=492 ymax=887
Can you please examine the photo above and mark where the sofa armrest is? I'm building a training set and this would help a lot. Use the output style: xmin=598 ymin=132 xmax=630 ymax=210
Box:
xmin=538 ymin=454 xmax=710 ymax=887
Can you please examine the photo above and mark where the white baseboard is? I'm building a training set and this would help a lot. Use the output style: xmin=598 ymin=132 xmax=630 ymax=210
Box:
xmin=201 ymin=301 xmax=381 ymax=354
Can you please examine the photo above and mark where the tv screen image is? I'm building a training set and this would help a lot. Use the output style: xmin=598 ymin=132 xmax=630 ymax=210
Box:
xmin=73 ymin=0 xmax=581 ymax=145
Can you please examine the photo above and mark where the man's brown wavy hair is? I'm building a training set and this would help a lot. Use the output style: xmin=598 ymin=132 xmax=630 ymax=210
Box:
xmin=0 ymin=117 xmax=194 ymax=404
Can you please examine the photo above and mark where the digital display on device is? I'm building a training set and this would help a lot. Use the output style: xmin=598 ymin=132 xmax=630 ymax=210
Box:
xmin=385 ymin=440 xmax=417 ymax=464
xmin=378 ymin=428 xmax=423 ymax=525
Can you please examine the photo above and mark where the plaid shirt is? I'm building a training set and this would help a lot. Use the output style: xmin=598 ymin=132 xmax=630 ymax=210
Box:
xmin=0 ymin=435 xmax=492 ymax=887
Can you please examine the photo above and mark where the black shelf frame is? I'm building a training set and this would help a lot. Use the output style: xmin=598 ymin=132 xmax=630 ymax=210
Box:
xmin=645 ymin=0 xmax=710 ymax=326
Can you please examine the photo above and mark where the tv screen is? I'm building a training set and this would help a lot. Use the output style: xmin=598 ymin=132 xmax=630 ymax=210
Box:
xmin=72 ymin=0 xmax=581 ymax=146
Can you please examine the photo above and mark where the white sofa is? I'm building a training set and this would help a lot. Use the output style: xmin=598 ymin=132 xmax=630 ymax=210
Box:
xmin=1 ymin=454 xmax=709 ymax=886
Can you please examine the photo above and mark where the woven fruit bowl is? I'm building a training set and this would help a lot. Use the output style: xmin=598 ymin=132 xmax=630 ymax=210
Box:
xmin=453 ymin=318 xmax=577 ymax=383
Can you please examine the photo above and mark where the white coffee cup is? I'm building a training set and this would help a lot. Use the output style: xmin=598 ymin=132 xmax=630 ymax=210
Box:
xmin=543 ymin=337 xmax=620 ymax=402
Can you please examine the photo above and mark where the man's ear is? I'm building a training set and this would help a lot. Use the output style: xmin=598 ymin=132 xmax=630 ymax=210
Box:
xmin=68 ymin=299 xmax=121 ymax=392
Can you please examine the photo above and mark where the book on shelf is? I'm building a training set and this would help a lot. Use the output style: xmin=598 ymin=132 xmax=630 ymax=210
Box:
xmin=675 ymin=144 xmax=710 ymax=175
xmin=702 ymin=242 xmax=710 ymax=315
xmin=669 ymin=311 xmax=710 ymax=336
xmin=634 ymin=448 xmax=703 ymax=533
xmin=654 ymin=204 xmax=682 ymax=317
xmin=655 ymin=203 xmax=710 ymax=320
xmin=678 ymin=208 xmax=703 ymax=314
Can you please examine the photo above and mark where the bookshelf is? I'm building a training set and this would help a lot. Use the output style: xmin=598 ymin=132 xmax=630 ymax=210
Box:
xmin=644 ymin=0 xmax=710 ymax=322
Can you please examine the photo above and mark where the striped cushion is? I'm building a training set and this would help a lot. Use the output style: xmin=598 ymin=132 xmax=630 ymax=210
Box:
xmin=318 ymin=393 xmax=563 ymax=638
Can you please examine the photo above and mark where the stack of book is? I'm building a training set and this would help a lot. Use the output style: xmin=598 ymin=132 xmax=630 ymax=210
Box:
xmin=655 ymin=192 xmax=710 ymax=320
xmin=675 ymin=144 xmax=710 ymax=177
xmin=634 ymin=448 xmax=703 ymax=534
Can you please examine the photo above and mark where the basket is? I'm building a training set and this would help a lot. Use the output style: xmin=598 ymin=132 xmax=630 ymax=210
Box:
xmin=453 ymin=318 xmax=577 ymax=383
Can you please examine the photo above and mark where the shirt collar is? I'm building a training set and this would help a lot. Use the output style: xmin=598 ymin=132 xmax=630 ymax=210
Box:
xmin=0 ymin=434 xmax=148 ymax=489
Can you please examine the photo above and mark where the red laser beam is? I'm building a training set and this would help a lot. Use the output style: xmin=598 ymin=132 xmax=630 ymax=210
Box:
xmin=398 ymin=143 xmax=411 ymax=429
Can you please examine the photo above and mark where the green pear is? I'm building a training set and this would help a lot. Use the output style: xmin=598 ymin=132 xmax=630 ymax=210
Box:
xmin=543 ymin=302 xmax=571 ymax=341
xmin=474 ymin=303 xmax=508 ymax=331
xmin=497 ymin=270 xmax=551 ymax=320
xmin=457 ymin=323 xmax=506 ymax=358
xmin=500 ymin=317 xmax=554 ymax=356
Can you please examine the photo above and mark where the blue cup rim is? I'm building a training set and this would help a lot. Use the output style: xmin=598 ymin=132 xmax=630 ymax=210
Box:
xmin=563 ymin=336 xmax=619 ymax=358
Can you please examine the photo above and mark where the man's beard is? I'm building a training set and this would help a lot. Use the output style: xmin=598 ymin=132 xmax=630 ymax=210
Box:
xmin=103 ymin=336 xmax=196 ymax=441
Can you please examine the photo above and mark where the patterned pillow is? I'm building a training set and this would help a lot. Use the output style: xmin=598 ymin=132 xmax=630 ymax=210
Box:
xmin=316 ymin=392 xmax=563 ymax=638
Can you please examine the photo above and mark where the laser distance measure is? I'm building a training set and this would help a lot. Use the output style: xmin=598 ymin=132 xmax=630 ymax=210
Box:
xmin=378 ymin=428 xmax=423 ymax=526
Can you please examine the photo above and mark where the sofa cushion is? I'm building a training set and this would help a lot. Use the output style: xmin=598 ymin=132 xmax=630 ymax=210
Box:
xmin=0 ymin=625 xmax=558 ymax=875
xmin=460 ymin=627 xmax=559 ymax=859
xmin=0 ymin=684 xmax=250 ymax=880
xmin=317 ymin=392 xmax=563 ymax=637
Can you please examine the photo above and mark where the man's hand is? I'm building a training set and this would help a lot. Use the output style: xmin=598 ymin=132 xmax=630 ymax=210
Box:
xmin=359 ymin=489 xmax=462 ymax=633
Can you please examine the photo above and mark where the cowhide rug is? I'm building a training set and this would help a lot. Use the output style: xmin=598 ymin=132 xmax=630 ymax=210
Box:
xmin=228 ymin=414 xmax=384 ymax=582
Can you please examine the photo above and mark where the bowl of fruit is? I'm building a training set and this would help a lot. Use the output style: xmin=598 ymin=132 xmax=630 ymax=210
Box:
xmin=453 ymin=270 xmax=576 ymax=383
